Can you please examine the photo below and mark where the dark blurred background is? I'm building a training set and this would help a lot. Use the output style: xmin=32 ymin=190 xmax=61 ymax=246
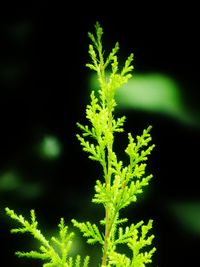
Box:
xmin=0 ymin=4 xmax=200 ymax=267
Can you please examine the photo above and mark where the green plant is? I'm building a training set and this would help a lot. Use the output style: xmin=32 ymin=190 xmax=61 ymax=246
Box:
xmin=6 ymin=22 xmax=156 ymax=267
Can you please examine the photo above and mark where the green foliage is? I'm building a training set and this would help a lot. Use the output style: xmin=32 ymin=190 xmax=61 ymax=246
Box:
xmin=74 ymin=22 xmax=156 ymax=266
xmin=5 ymin=208 xmax=89 ymax=267
xmin=5 ymin=22 xmax=156 ymax=267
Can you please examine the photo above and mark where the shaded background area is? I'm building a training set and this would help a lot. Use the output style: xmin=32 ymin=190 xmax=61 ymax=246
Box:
xmin=0 ymin=4 xmax=200 ymax=266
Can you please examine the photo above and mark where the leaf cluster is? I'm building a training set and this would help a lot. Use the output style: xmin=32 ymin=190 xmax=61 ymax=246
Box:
xmin=72 ymin=217 xmax=155 ymax=267
xmin=92 ymin=125 xmax=155 ymax=210
xmin=75 ymin=22 xmax=156 ymax=266
xmin=5 ymin=208 xmax=89 ymax=267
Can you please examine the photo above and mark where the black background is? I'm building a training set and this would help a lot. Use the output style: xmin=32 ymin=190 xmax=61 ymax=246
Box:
xmin=0 ymin=3 xmax=200 ymax=266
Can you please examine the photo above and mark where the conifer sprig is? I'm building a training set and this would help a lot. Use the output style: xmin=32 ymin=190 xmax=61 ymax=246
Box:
xmin=5 ymin=208 xmax=89 ymax=267
xmin=75 ymin=22 xmax=156 ymax=266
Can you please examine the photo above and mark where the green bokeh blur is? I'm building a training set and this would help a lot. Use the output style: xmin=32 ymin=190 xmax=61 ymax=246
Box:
xmin=39 ymin=135 xmax=62 ymax=160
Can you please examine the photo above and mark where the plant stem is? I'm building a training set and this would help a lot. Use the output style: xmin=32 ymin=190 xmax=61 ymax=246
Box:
xmin=102 ymin=105 xmax=114 ymax=266
xmin=102 ymin=207 xmax=109 ymax=266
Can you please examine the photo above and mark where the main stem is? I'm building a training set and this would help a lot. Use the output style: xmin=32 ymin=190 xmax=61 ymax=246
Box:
xmin=97 ymin=47 xmax=115 ymax=266
xmin=102 ymin=103 xmax=114 ymax=266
